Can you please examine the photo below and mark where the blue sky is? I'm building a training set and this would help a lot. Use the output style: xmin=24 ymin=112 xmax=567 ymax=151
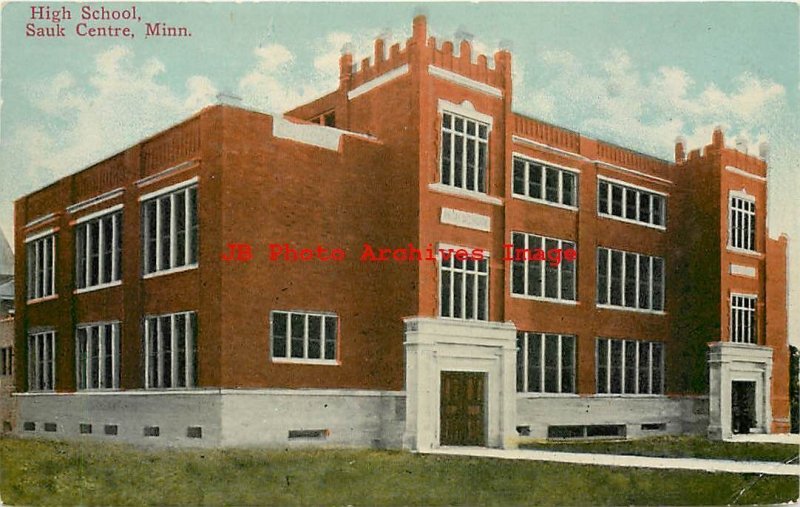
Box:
xmin=0 ymin=1 xmax=798 ymax=342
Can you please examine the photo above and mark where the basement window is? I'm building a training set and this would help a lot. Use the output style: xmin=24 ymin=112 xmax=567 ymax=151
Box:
xmin=23 ymin=421 xmax=35 ymax=432
xmin=104 ymin=424 xmax=118 ymax=436
xmin=548 ymin=424 xmax=626 ymax=439
xmin=641 ymin=423 xmax=666 ymax=431
xmin=80 ymin=423 xmax=93 ymax=434
xmin=187 ymin=426 xmax=203 ymax=439
xmin=288 ymin=429 xmax=328 ymax=440
xmin=44 ymin=422 xmax=57 ymax=432
xmin=143 ymin=426 xmax=160 ymax=437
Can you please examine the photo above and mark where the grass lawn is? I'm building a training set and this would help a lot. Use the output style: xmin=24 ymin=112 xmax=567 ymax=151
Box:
xmin=1 ymin=437 xmax=798 ymax=506
xmin=520 ymin=435 xmax=800 ymax=463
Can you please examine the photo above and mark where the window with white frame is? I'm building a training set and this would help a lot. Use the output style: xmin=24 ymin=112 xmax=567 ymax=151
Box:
xmin=26 ymin=234 xmax=56 ymax=300
xmin=76 ymin=210 xmax=122 ymax=289
xmin=28 ymin=331 xmax=55 ymax=391
xmin=76 ymin=322 xmax=120 ymax=390
xmin=516 ymin=332 xmax=575 ymax=394
xmin=596 ymin=338 xmax=663 ymax=395
xmin=142 ymin=184 xmax=198 ymax=275
xmin=511 ymin=232 xmax=576 ymax=301
xmin=1 ymin=347 xmax=12 ymax=376
xmin=144 ymin=311 xmax=197 ymax=388
xmin=271 ymin=310 xmax=338 ymax=362
xmin=598 ymin=179 xmax=666 ymax=227
xmin=440 ymin=255 xmax=489 ymax=320
xmin=597 ymin=247 xmax=664 ymax=311
xmin=730 ymin=294 xmax=757 ymax=344
xmin=440 ymin=112 xmax=489 ymax=193
xmin=729 ymin=195 xmax=756 ymax=251
xmin=512 ymin=156 xmax=578 ymax=208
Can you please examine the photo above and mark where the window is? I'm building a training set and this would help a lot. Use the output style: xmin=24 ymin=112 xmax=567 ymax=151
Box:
xmin=512 ymin=156 xmax=578 ymax=208
xmin=26 ymin=234 xmax=56 ymax=300
xmin=76 ymin=322 xmax=120 ymax=390
xmin=598 ymin=179 xmax=666 ymax=228
xmin=143 ymin=311 xmax=197 ymax=388
xmin=76 ymin=210 xmax=122 ymax=289
xmin=439 ymin=255 xmax=489 ymax=320
xmin=0 ymin=347 xmax=12 ymax=376
xmin=440 ymin=112 xmax=489 ymax=193
xmin=596 ymin=338 xmax=663 ymax=395
xmin=271 ymin=311 xmax=338 ymax=362
xmin=516 ymin=332 xmax=575 ymax=394
xmin=142 ymin=184 xmax=198 ymax=275
xmin=730 ymin=294 xmax=757 ymax=344
xmin=729 ymin=195 xmax=756 ymax=251
xmin=511 ymin=232 xmax=576 ymax=301
xmin=597 ymin=247 xmax=664 ymax=311
xmin=28 ymin=331 xmax=55 ymax=391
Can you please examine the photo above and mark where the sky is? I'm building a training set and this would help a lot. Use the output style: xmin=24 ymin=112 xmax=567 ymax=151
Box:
xmin=0 ymin=1 xmax=798 ymax=343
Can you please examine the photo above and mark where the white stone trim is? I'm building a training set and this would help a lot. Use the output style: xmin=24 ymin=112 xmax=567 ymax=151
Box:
xmin=347 ymin=64 xmax=409 ymax=100
xmin=24 ymin=213 xmax=57 ymax=229
xmin=596 ymin=161 xmax=673 ymax=186
xmin=729 ymin=189 xmax=756 ymax=202
xmin=730 ymin=264 xmax=757 ymax=278
xmin=428 ymin=183 xmax=503 ymax=205
xmin=440 ymin=208 xmax=491 ymax=232
xmin=24 ymin=227 xmax=57 ymax=243
xmin=726 ymin=165 xmax=766 ymax=182
xmin=428 ymin=65 xmax=503 ymax=98
xmin=138 ymin=176 xmax=199 ymax=202
xmin=72 ymin=203 xmax=124 ymax=226
xmin=135 ymin=160 xmax=198 ymax=188
xmin=142 ymin=263 xmax=198 ymax=280
xmin=67 ymin=188 xmax=125 ymax=214
xmin=437 ymin=99 xmax=494 ymax=126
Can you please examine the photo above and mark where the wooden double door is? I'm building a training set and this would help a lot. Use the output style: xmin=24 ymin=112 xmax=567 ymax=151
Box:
xmin=440 ymin=371 xmax=487 ymax=446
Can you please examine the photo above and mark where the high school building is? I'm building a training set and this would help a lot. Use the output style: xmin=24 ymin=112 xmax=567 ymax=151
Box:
xmin=13 ymin=16 xmax=790 ymax=448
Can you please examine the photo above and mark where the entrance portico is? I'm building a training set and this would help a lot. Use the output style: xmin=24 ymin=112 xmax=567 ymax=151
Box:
xmin=402 ymin=317 xmax=517 ymax=451
xmin=707 ymin=342 xmax=773 ymax=440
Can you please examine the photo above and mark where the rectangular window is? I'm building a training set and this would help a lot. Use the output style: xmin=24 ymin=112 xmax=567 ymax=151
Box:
xmin=440 ymin=255 xmax=489 ymax=320
xmin=76 ymin=322 xmax=120 ymax=390
xmin=0 ymin=347 xmax=12 ymax=376
xmin=142 ymin=185 xmax=198 ymax=275
xmin=75 ymin=211 xmax=122 ymax=289
xmin=598 ymin=179 xmax=666 ymax=228
xmin=440 ymin=112 xmax=489 ymax=193
xmin=597 ymin=247 xmax=664 ymax=312
xmin=516 ymin=332 xmax=576 ymax=394
xmin=512 ymin=156 xmax=579 ymax=208
xmin=511 ymin=232 xmax=576 ymax=302
xmin=27 ymin=331 xmax=55 ymax=391
xmin=729 ymin=196 xmax=756 ymax=251
xmin=26 ymin=234 xmax=56 ymax=300
xmin=271 ymin=310 xmax=338 ymax=362
xmin=730 ymin=294 xmax=757 ymax=344
xmin=596 ymin=338 xmax=664 ymax=395
xmin=143 ymin=311 xmax=197 ymax=388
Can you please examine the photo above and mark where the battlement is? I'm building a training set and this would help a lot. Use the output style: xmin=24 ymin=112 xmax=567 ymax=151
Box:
xmin=340 ymin=16 xmax=511 ymax=94
xmin=513 ymin=114 xmax=581 ymax=154
xmin=676 ymin=127 xmax=767 ymax=177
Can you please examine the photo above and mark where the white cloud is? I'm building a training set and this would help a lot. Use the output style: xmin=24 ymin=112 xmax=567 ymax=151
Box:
xmin=517 ymin=48 xmax=788 ymax=158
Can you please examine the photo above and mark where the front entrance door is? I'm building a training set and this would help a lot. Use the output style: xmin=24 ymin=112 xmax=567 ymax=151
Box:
xmin=440 ymin=371 xmax=486 ymax=446
xmin=731 ymin=380 xmax=756 ymax=434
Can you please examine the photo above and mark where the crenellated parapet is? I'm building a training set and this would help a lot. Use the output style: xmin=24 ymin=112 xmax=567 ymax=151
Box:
xmin=339 ymin=15 xmax=511 ymax=95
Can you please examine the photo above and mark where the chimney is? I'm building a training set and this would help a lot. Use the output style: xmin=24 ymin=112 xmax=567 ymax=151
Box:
xmin=412 ymin=15 xmax=427 ymax=43
xmin=674 ymin=137 xmax=686 ymax=163
xmin=759 ymin=142 xmax=770 ymax=160
xmin=711 ymin=126 xmax=724 ymax=149
xmin=735 ymin=136 xmax=748 ymax=154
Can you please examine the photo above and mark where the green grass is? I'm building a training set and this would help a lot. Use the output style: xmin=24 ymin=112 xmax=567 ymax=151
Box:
xmin=1 ymin=437 xmax=798 ymax=506
xmin=520 ymin=435 xmax=800 ymax=463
